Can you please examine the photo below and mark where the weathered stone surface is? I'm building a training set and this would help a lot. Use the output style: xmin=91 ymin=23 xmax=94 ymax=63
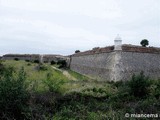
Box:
xmin=119 ymin=52 xmax=160 ymax=81
xmin=2 ymin=54 xmax=67 ymax=63
xmin=70 ymin=45 xmax=160 ymax=81
xmin=70 ymin=52 xmax=115 ymax=81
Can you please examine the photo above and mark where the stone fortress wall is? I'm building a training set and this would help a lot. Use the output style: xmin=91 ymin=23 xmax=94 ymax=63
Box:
xmin=70 ymin=44 xmax=160 ymax=81
xmin=1 ymin=36 xmax=160 ymax=82
xmin=2 ymin=54 xmax=40 ymax=61
xmin=2 ymin=54 xmax=66 ymax=63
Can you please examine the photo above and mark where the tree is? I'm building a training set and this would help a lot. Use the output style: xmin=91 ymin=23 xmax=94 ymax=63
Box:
xmin=140 ymin=39 xmax=149 ymax=47
xmin=75 ymin=50 xmax=80 ymax=53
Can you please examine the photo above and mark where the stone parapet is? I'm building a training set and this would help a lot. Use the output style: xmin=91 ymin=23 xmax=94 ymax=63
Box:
xmin=2 ymin=54 xmax=65 ymax=63
xmin=72 ymin=46 xmax=114 ymax=57
xmin=72 ymin=45 xmax=160 ymax=57
xmin=122 ymin=45 xmax=160 ymax=53
xmin=70 ymin=45 xmax=160 ymax=81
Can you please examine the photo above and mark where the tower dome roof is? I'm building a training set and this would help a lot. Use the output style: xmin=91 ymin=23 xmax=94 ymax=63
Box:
xmin=115 ymin=34 xmax=122 ymax=41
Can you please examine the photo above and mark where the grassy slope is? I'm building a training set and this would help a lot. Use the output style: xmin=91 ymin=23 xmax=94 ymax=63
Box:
xmin=3 ymin=60 xmax=68 ymax=92
xmin=2 ymin=60 xmax=107 ymax=93
xmin=2 ymin=60 xmax=160 ymax=120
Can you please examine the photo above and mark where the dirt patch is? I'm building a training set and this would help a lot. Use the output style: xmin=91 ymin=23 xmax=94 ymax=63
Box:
xmin=63 ymin=71 xmax=77 ymax=81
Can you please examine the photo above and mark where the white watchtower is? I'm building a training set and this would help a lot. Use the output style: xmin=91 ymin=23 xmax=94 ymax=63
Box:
xmin=39 ymin=54 xmax=44 ymax=63
xmin=114 ymin=34 xmax=122 ymax=50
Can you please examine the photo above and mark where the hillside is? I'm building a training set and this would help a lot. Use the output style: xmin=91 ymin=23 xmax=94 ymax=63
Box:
xmin=0 ymin=60 xmax=160 ymax=120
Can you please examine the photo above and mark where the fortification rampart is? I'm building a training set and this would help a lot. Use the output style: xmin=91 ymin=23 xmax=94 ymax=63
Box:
xmin=122 ymin=45 xmax=160 ymax=53
xmin=2 ymin=54 xmax=40 ymax=61
xmin=117 ymin=51 xmax=160 ymax=80
xmin=70 ymin=52 xmax=115 ymax=80
xmin=2 ymin=54 xmax=66 ymax=63
xmin=70 ymin=45 xmax=160 ymax=81
xmin=72 ymin=46 xmax=114 ymax=57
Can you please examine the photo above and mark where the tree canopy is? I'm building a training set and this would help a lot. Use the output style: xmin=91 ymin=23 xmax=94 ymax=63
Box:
xmin=75 ymin=50 xmax=80 ymax=53
xmin=140 ymin=39 xmax=149 ymax=47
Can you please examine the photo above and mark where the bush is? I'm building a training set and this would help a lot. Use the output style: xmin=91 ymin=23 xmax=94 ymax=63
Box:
xmin=14 ymin=58 xmax=19 ymax=61
xmin=0 ymin=67 xmax=29 ymax=120
xmin=25 ymin=60 xmax=30 ymax=62
xmin=44 ymin=61 xmax=48 ymax=63
xmin=51 ymin=60 xmax=56 ymax=65
xmin=27 ymin=63 xmax=31 ymax=66
xmin=38 ymin=64 xmax=48 ymax=71
xmin=150 ymin=79 xmax=160 ymax=99
xmin=128 ymin=71 xmax=151 ymax=98
xmin=34 ymin=60 xmax=40 ymax=63
xmin=0 ymin=61 xmax=5 ymax=75
xmin=57 ymin=60 xmax=67 ymax=68
xmin=44 ymin=72 xmax=64 ymax=93
xmin=110 ymin=72 xmax=152 ymax=102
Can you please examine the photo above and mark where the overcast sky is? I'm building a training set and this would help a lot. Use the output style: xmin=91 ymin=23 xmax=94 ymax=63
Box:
xmin=0 ymin=0 xmax=159 ymax=55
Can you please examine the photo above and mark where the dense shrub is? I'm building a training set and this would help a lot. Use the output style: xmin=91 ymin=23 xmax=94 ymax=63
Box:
xmin=44 ymin=72 xmax=64 ymax=93
xmin=150 ymin=79 xmax=160 ymax=99
xmin=0 ymin=67 xmax=29 ymax=120
xmin=57 ymin=60 xmax=67 ymax=68
xmin=27 ymin=63 xmax=31 ymax=66
xmin=0 ymin=60 xmax=5 ymax=75
xmin=34 ymin=59 xmax=40 ymax=63
xmin=51 ymin=60 xmax=56 ymax=65
xmin=54 ymin=92 xmax=109 ymax=120
xmin=25 ymin=59 xmax=30 ymax=62
xmin=111 ymin=72 xmax=152 ymax=101
xmin=40 ymin=64 xmax=48 ymax=71
xmin=14 ymin=58 xmax=19 ymax=61
xmin=128 ymin=71 xmax=151 ymax=98
xmin=44 ymin=61 xmax=48 ymax=63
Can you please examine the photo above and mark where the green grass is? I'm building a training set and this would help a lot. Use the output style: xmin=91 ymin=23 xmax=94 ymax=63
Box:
xmin=2 ymin=60 xmax=115 ymax=95
xmin=68 ymin=69 xmax=89 ymax=81
xmin=1 ymin=60 xmax=117 ymax=94
xmin=1 ymin=60 xmax=160 ymax=120
xmin=2 ymin=60 xmax=69 ymax=92
xmin=2 ymin=60 xmax=95 ymax=93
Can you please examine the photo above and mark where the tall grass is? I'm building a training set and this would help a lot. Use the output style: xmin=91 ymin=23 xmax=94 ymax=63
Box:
xmin=0 ymin=60 xmax=160 ymax=119
xmin=68 ymin=70 xmax=89 ymax=81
